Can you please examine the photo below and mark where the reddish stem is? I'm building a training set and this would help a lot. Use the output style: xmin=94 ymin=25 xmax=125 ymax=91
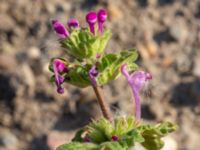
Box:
xmin=92 ymin=86 xmax=113 ymax=122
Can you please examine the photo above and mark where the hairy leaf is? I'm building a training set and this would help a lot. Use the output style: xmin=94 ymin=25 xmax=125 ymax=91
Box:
xmin=56 ymin=142 xmax=97 ymax=150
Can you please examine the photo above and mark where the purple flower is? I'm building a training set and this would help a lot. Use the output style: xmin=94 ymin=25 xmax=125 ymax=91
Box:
xmin=121 ymin=64 xmax=152 ymax=120
xmin=67 ymin=18 xmax=79 ymax=28
xmin=86 ymin=11 xmax=97 ymax=34
xmin=52 ymin=19 xmax=69 ymax=39
xmin=97 ymin=9 xmax=107 ymax=34
xmin=53 ymin=59 xmax=68 ymax=94
xmin=89 ymin=65 xmax=98 ymax=86
xmin=111 ymin=135 xmax=119 ymax=141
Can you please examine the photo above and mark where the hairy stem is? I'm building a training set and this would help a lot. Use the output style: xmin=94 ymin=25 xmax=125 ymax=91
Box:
xmin=92 ymin=86 xmax=113 ymax=122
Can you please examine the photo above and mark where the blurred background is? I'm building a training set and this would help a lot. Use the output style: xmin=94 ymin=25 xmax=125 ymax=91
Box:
xmin=0 ymin=0 xmax=200 ymax=150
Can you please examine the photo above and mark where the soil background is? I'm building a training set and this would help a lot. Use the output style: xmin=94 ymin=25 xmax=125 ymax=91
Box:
xmin=0 ymin=0 xmax=200 ymax=150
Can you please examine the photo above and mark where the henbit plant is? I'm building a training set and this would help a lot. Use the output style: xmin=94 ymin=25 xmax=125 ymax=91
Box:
xmin=49 ymin=9 xmax=177 ymax=150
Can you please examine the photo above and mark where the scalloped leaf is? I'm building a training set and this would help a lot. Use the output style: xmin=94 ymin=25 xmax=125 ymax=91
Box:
xmin=87 ymin=118 xmax=113 ymax=143
xmin=65 ymin=65 xmax=91 ymax=88
xmin=56 ymin=142 xmax=97 ymax=150
xmin=112 ymin=116 xmax=138 ymax=136
xmin=119 ymin=129 xmax=144 ymax=148
xmin=99 ymin=142 xmax=126 ymax=150
xmin=138 ymin=122 xmax=177 ymax=150
xmin=61 ymin=29 xmax=111 ymax=60
xmin=96 ymin=49 xmax=138 ymax=85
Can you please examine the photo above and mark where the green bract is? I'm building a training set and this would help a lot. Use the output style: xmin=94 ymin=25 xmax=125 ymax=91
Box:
xmin=61 ymin=28 xmax=111 ymax=60
xmin=56 ymin=116 xmax=177 ymax=150
xmin=49 ymin=48 xmax=138 ymax=88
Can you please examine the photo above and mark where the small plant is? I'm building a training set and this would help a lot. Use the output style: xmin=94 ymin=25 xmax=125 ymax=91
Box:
xmin=49 ymin=9 xmax=177 ymax=150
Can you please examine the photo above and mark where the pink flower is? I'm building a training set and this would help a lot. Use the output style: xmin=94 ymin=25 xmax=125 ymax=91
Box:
xmin=97 ymin=9 xmax=107 ymax=34
xmin=86 ymin=11 xmax=97 ymax=34
xmin=53 ymin=59 xmax=68 ymax=94
xmin=89 ymin=65 xmax=98 ymax=86
xmin=67 ymin=18 xmax=79 ymax=28
xmin=52 ymin=19 xmax=69 ymax=39
xmin=121 ymin=64 xmax=152 ymax=120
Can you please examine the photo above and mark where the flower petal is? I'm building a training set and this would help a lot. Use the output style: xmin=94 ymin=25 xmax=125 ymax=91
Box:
xmin=68 ymin=18 xmax=79 ymax=28
xmin=52 ymin=19 xmax=69 ymax=39
xmin=97 ymin=9 xmax=107 ymax=34
xmin=53 ymin=59 xmax=68 ymax=94
xmin=86 ymin=11 xmax=97 ymax=34
xmin=89 ymin=65 xmax=98 ymax=86
xmin=121 ymin=64 xmax=152 ymax=120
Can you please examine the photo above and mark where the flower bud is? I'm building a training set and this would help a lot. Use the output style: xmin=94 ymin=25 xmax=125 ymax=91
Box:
xmin=67 ymin=18 xmax=79 ymax=28
xmin=89 ymin=65 xmax=98 ymax=86
xmin=52 ymin=19 xmax=69 ymax=39
xmin=53 ymin=59 xmax=68 ymax=94
xmin=86 ymin=11 xmax=97 ymax=34
xmin=97 ymin=9 xmax=107 ymax=34
xmin=111 ymin=135 xmax=119 ymax=141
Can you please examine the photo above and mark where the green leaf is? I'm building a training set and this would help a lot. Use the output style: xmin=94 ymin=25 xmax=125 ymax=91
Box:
xmin=65 ymin=65 xmax=91 ymax=88
xmin=72 ymin=129 xmax=85 ymax=142
xmin=98 ymin=29 xmax=112 ymax=54
xmin=87 ymin=118 xmax=114 ymax=143
xmin=56 ymin=142 xmax=97 ymax=150
xmin=119 ymin=129 xmax=144 ymax=148
xmin=61 ymin=28 xmax=111 ymax=60
xmin=97 ymin=49 xmax=138 ymax=85
xmin=138 ymin=122 xmax=177 ymax=150
xmin=98 ymin=142 xmax=127 ymax=150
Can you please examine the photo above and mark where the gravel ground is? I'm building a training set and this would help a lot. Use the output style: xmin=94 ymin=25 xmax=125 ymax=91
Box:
xmin=0 ymin=0 xmax=200 ymax=150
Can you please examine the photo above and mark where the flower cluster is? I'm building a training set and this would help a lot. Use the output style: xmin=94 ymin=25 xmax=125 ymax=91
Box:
xmin=52 ymin=9 xmax=107 ymax=39
xmin=49 ymin=9 xmax=139 ymax=95
xmin=50 ymin=9 xmax=109 ymax=93
xmin=49 ymin=9 xmax=177 ymax=150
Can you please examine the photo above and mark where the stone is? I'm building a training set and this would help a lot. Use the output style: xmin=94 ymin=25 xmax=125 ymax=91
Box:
xmin=137 ymin=33 xmax=158 ymax=59
xmin=0 ymin=54 xmax=17 ymax=70
xmin=161 ymin=136 xmax=178 ymax=150
xmin=0 ymin=14 xmax=15 ymax=31
xmin=175 ymin=53 xmax=192 ymax=74
xmin=108 ymin=4 xmax=123 ymax=21
xmin=169 ymin=19 xmax=188 ymax=43
xmin=20 ymin=63 xmax=35 ymax=96
xmin=27 ymin=47 xmax=41 ymax=59
xmin=0 ymin=128 xmax=19 ymax=149
xmin=193 ymin=53 xmax=200 ymax=76
xmin=47 ymin=130 xmax=74 ymax=150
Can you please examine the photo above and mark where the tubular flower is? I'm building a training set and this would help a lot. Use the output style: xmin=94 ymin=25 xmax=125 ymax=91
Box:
xmin=97 ymin=9 xmax=107 ymax=34
xmin=86 ymin=11 xmax=97 ymax=34
xmin=52 ymin=19 xmax=69 ymax=39
xmin=53 ymin=59 xmax=68 ymax=94
xmin=121 ymin=64 xmax=152 ymax=120
xmin=67 ymin=18 xmax=79 ymax=28
xmin=89 ymin=65 xmax=98 ymax=86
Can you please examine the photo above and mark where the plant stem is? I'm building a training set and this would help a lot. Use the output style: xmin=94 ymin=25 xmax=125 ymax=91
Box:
xmin=92 ymin=86 xmax=113 ymax=122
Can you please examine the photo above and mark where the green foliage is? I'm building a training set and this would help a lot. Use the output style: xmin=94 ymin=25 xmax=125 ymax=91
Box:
xmin=96 ymin=49 xmax=138 ymax=85
xmin=138 ymin=122 xmax=178 ymax=150
xmin=57 ymin=117 xmax=177 ymax=150
xmin=56 ymin=142 xmax=97 ymax=150
xmin=112 ymin=115 xmax=138 ymax=136
xmin=99 ymin=142 xmax=126 ymax=150
xmin=86 ymin=118 xmax=113 ymax=143
xmin=49 ymin=49 xmax=138 ymax=88
xmin=61 ymin=29 xmax=111 ymax=60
